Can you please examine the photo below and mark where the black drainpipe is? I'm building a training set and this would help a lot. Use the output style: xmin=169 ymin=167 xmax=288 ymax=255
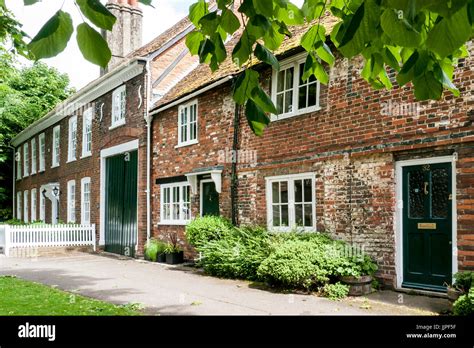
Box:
xmin=231 ymin=103 xmax=241 ymax=225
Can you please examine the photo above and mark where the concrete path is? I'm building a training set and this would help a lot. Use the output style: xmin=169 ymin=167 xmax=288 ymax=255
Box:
xmin=0 ymin=253 xmax=450 ymax=315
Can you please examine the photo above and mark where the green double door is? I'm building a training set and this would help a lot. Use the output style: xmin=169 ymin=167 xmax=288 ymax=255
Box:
xmin=402 ymin=162 xmax=452 ymax=291
xmin=105 ymin=150 xmax=138 ymax=257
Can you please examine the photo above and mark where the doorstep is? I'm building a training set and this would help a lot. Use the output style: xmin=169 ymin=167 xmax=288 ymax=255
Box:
xmin=395 ymin=287 xmax=448 ymax=299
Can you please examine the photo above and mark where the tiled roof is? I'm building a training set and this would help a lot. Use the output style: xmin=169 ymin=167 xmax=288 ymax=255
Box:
xmin=152 ymin=13 xmax=339 ymax=110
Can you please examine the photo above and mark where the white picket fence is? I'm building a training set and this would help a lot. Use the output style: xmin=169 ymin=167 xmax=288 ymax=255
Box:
xmin=3 ymin=224 xmax=96 ymax=257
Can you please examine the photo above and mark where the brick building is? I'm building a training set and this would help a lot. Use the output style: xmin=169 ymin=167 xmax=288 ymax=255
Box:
xmin=11 ymin=3 xmax=474 ymax=291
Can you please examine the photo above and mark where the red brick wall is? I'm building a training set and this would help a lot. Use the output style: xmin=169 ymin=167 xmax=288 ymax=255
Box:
xmin=14 ymin=69 xmax=148 ymax=254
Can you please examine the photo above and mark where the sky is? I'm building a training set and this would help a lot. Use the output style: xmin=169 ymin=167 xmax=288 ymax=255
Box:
xmin=7 ymin=0 xmax=195 ymax=89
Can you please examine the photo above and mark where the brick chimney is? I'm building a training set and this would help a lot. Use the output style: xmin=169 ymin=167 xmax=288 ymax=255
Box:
xmin=102 ymin=0 xmax=143 ymax=74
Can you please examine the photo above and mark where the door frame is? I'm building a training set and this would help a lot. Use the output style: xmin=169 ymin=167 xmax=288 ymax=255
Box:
xmin=200 ymin=179 xmax=217 ymax=216
xmin=99 ymin=139 xmax=139 ymax=246
xmin=395 ymin=154 xmax=458 ymax=289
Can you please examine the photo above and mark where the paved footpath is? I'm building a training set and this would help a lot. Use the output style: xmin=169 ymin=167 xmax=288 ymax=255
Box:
xmin=0 ymin=253 xmax=450 ymax=315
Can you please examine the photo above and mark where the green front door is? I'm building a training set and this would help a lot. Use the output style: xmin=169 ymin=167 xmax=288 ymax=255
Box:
xmin=201 ymin=181 xmax=219 ymax=216
xmin=402 ymin=162 xmax=452 ymax=291
xmin=105 ymin=150 xmax=138 ymax=257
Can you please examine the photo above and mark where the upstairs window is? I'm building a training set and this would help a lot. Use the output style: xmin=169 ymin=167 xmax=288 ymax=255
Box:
xmin=82 ymin=108 xmax=93 ymax=157
xmin=111 ymin=85 xmax=126 ymax=128
xmin=16 ymin=150 xmax=21 ymax=180
xmin=81 ymin=177 xmax=91 ymax=225
xmin=160 ymin=182 xmax=191 ymax=225
xmin=68 ymin=116 xmax=77 ymax=162
xmin=31 ymin=138 xmax=37 ymax=174
xmin=178 ymin=100 xmax=198 ymax=147
xmin=39 ymin=133 xmax=45 ymax=172
xmin=31 ymin=189 xmax=37 ymax=222
xmin=271 ymin=53 xmax=321 ymax=121
xmin=52 ymin=125 xmax=60 ymax=167
xmin=23 ymin=143 xmax=29 ymax=177
xmin=67 ymin=180 xmax=76 ymax=223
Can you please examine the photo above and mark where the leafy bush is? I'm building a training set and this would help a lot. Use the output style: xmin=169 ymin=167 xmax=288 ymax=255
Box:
xmin=321 ymin=282 xmax=350 ymax=300
xmin=144 ymin=239 xmax=167 ymax=262
xmin=3 ymin=218 xmax=25 ymax=225
xmin=452 ymin=288 xmax=474 ymax=316
xmin=454 ymin=271 xmax=474 ymax=292
xmin=185 ymin=216 xmax=234 ymax=248
xmin=199 ymin=226 xmax=271 ymax=280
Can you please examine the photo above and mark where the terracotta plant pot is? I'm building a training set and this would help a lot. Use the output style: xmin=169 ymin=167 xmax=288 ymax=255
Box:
xmin=340 ymin=275 xmax=373 ymax=296
xmin=447 ymin=287 xmax=463 ymax=302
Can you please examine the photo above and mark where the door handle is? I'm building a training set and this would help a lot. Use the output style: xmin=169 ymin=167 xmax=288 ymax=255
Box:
xmin=424 ymin=182 xmax=429 ymax=195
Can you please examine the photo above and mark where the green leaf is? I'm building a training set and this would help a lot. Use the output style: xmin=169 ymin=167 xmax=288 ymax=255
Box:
xmin=198 ymin=38 xmax=214 ymax=64
xmin=189 ymin=0 xmax=208 ymax=27
xmin=253 ymin=0 xmax=274 ymax=17
xmin=254 ymin=43 xmax=279 ymax=70
xmin=245 ymin=99 xmax=270 ymax=136
xmin=221 ymin=9 xmax=240 ymax=34
xmin=316 ymin=42 xmax=335 ymax=65
xmin=232 ymin=31 xmax=254 ymax=67
xmin=302 ymin=54 xmax=329 ymax=84
xmin=426 ymin=5 xmax=471 ymax=58
xmin=138 ymin=0 xmax=154 ymax=6
xmin=76 ymin=0 xmax=116 ymax=31
xmin=186 ymin=31 xmax=204 ymax=55
xmin=380 ymin=8 xmax=421 ymax=47
xmin=277 ymin=3 xmax=304 ymax=25
xmin=434 ymin=64 xmax=460 ymax=96
xmin=301 ymin=25 xmax=325 ymax=51
xmin=24 ymin=0 xmax=40 ymax=5
xmin=262 ymin=22 xmax=285 ymax=50
xmin=250 ymin=86 xmax=277 ymax=114
xmin=396 ymin=50 xmax=418 ymax=86
xmin=199 ymin=12 xmax=220 ymax=36
xmin=233 ymin=69 xmax=259 ymax=105
xmin=413 ymin=70 xmax=443 ymax=100
xmin=28 ymin=10 xmax=74 ymax=60
xmin=76 ymin=23 xmax=111 ymax=68
xmin=381 ymin=47 xmax=400 ymax=71
xmin=302 ymin=0 xmax=326 ymax=21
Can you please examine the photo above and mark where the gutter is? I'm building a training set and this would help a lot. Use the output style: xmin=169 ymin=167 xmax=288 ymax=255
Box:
xmin=150 ymin=75 xmax=234 ymax=116
xmin=9 ymin=146 xmax=16 ymax=219
xmin=144 ymin=58 xmax=152 ymax=248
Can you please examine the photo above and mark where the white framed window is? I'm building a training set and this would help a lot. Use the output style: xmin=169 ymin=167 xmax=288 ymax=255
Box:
xmin=23 ymin=143 xmax=29 ymax=177
xmin=16 ymin=191 xmax=21 ymax=220
xmin=266 ymin=173 xmax=316 ymax=231
xmin=160 ymin=182 xmax=191 ymax=225
xmin=39 ymin=133 xmax=45 ymax=172
xmin=177 ymin=100 xmax=198 ymax=147
xmin=81 ymin=177 xmax=91 ymax=225
xmin=111 ymin=85 xmax=126 ymax=129
xmin=23 ymin=190 xmax=29 ymax=223
xmin=82 ymin=108 xmax=93 ymax=157
xmin=68 ymin=116 xmax=77 ymax=162
xmin=67 ymin=180 xmax=76 ymax=223
xmin=39 ymin=191 xmax=45 ymax=222
xmin=16 ymin=150 xmax=21 ymax=180
xmin=52 ymin=125 xmax=60 ymax=167
xmin=31 ymin=189 xmax=37 ymax=222
xmin=271 ymin=53 xmax=321 ymax=121
xmin=31 ymin=138 xmax=37 ymax=174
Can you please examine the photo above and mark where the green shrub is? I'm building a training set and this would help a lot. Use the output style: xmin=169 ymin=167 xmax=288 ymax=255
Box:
xmin=199 ymin=225 xmax=271 ymax=280
xmin=144 ymin=239 xmax=166 ymax=262
xmin=321 ymin=282 xmax=350 ymax=300
xmin=452 ymin=288 xmax=474 ymax=316
xmin=185 ymin=216 xmax=234 ymax=248
xmin=453 ymin=271 xmax=474 ymax=292
xmin=3 ymin=218 xmax=25 ymax=225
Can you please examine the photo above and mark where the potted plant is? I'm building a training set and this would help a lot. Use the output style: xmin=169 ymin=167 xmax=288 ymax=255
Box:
xmin=164 ymin=233 xmax=184 ymax=265
xmin=447 ymin=271 xmax=474 ymax=302
xmin=144 ymin=239 xmax=159 ymax=262
xmin=339 ymin=254 xmax=378 ymax=296
xmin=156 ymin=241 xmax=167 ymax=263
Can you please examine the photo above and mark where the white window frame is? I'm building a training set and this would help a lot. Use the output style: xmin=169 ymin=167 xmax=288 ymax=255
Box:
xmin=81 ymin=177 xmax=91 ymax=225
xmin=159 ymin=182 xmax=192 ymax=225
xmin=110 ymin=85 xmax=126 ymax=129
xmin=31 ymin=138 xmax=37 ymax=175
xmin=67 ymin=180 xmax=76 ymax=223
xmin=52 ymin=125 xmax=60 ymax=168
xmin=16 ymin=191 xmax=21 ymax=220
xmin=271 ymin=52 xmax=321 ymax=121
xmin=82 ymin=108 xmax=93 ymax=158
xmin=177 ymin=100 xmax=198 ymax=147
xmin=39 ymin=133 xmax=45 ymax=172
xmin=23 ymin=190 xmax=29 ymax=223
xmin=23 ymin=143 xmax=29 ymax=177
xmin=39 ymin=191 xmax=45 ymax=222
xmin=16 ymin=150 xmax=21 ymax=181
xmin=265 ymin=173 xmax=316 ymax=232
xmin=31 ymin=188 xmax=37 ymax=222
xmin=68 ymin=116 xmax=77 ymax=162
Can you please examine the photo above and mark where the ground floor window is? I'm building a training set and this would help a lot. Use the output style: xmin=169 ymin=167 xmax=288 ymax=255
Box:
xmin=160 ymin=182 xmax=191 ymax=224
xmin=16 ymin=191 xmax=21 ymax=220
xmin=39 ymin=192 xmax=45 ymax=222
xmin=266 ymin=173 xmax=315 ymax=231
xmin=81 ymin=177 xmax=91 ymax=225
xmin=67 ymin=180 xmax=76 ymax=223
xmin=23 ymin=190 xmax=29 ymax=223
xmin=31 ymin=189 xmax=37 ymax=222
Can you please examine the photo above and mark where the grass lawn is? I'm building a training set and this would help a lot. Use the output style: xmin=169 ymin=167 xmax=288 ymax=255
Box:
xmin=0 ymin=276 xmax=141 ymax=316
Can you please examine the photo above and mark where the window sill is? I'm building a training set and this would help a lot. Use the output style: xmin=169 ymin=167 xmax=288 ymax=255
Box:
xmin=175 ymin=140 xmax=199 ymax=149
xmin=271 ymin=106 xmax=322 ymax=122
xmin=66 ymin=158 xmax=76 ymax=164
xmin=80 ymin=153 xmax=92 ymax=159
xmin=158 ymin=221 xmax=190 ymax=226
xmin=109 ymin=120 xmax=126 ymax=130
xmin=51 ymin=164 xmax=60 ymax=169
xmin=38 ymin=169 xmax=45 ymax=174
